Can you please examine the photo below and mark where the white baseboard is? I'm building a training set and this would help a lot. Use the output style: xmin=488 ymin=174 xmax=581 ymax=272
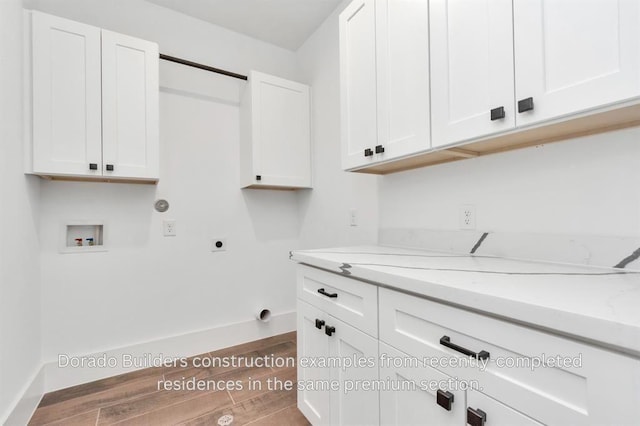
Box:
xmin=3 ymin=311 xmax=296 ymax=424
xmin=44 ymin=310 xmax=296 ymax=393
xmin=2 ymin=366 xmax=45 ymax=426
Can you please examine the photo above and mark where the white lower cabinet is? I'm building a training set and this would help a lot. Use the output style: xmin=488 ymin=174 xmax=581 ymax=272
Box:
xmin=297 ymin=300 xmax=379 ymax=426
xmin=296 ymin=265 xmax=640 ymax=425
xmin=380 ymin=342 xmax=464 ymax=426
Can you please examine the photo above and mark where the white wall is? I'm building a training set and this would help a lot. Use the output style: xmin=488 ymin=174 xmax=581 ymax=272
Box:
xmin=28 ymin=0 xmax=380 ymax=371
xmin=296 ymin=0 xmax=379 ymax=249
xmin=379 ymin=127 xmax=640 ymax=237
xmin=25 ymin=0 xmax=303 ymax=361
xmin=0 ymin=0 xmax=42 ymax=422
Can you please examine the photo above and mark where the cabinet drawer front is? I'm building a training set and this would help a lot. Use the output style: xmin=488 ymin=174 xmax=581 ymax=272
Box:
xmin=297 ymin=265 xmax=377 ymax=337
xmin=379 ymin=288 xmax=588 ymax=424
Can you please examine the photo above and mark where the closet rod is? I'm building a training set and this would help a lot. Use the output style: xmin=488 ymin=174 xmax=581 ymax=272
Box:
xmin=159 ymin=53 xmax=248 ymax=81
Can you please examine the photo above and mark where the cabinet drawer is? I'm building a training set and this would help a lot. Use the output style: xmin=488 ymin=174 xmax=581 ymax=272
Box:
xmin=379 ymin=287 xmax=640 ymax=425
xmin=297 ymin=265 xmax=377 ymax=337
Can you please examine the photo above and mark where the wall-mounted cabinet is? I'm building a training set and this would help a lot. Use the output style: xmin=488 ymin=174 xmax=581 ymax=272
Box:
xmin=240 ymin=71 xmax=311 ymax=190
xmin=339 ymin=0 xmax=431 ymax=170
xmin=430 ymin=0 xmax=640 ymax=148
xmin=341 ymin=0 xmax=640 ymax=174
xmin=24 ymin=10 xmax=159 ymax=183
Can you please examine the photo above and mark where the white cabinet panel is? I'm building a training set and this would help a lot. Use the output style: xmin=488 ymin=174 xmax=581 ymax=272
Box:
xmin=31 ymin=11 xmax=102 ymax=176
xmin=376 ymin=0 xmax=430 ymax=159
xmin=340 ymin=0 xmax=431 ymax=170
xmin=430 ymin=0 xmax=515 ymax=147
xmin=101 ymin=30 xmax=159 ymax=179
xmin=340 ymin=0 xmax=378 ymax=170
xmin=467 ymin=389 xmax=543 ymax=426
xmin=329 ymin=316 xmax=379 ymax=426
xmin=297 ymin=301 xmax=331 ymax=425
xmin=240 ymin=71 xmax=311 ymax=189
xmin=379 ymin=343 xmax=464 ymax=426
xmin=513 ymin=0 xmax=640 ymax=125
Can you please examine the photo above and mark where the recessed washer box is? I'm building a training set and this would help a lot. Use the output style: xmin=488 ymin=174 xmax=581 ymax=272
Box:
xmin=61 ymin=222 xmax=107 ymax=253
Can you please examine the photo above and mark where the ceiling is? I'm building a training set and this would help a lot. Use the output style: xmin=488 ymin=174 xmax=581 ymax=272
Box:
xmin=146 ymin=0 xmax=342 ymax=51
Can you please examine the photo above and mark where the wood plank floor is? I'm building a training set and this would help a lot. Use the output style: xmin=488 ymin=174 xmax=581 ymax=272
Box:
xmin=29 ymin=332 xmax=310 ymax=426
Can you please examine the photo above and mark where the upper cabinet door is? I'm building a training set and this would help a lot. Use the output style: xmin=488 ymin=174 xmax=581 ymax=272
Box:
xmin=251 ymin=72 xmax=311 ymax=188
xmin=31 ymin=11 xmax=102 ymax=176
xmin=376 ymin=0 xmax=431 ymax=158
xmin=101 ymin=30 xmax=159 ymax=179
xmin=430 ymin=0 xmax=515 ymax=147
xmin=514 ymin=0 xmax=640 ymax=126
xmin=340 ymin=0 xmax=378 ymax=170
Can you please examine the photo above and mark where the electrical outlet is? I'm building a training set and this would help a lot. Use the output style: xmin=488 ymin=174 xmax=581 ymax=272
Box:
xmin=459 ymin=205 xmax=476 ymax=230
xmin=349 ymin=209 xmax=358 ymax=227
xmin=163 ymin=220 xmax=176 ymax=236
xmin=211 ymin=238 xmax=227 ymax=252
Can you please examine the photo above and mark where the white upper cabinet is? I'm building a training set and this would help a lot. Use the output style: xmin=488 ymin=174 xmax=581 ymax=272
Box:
xmin=430 ymin=0 xmax=515 ymax=147
xmin=240 ymin=71 xmax=311 ymax=189
xmin=26 ymin=10 xmax=159 ymax=182
xmin=101 ymin=30 xmax=159 ymax=180
xmin=340 ymin=0 xmax=430 ymax=170
xmin=376 ymin=0 xmax=431 ymax=162
xmin=340 ymin=0 xmax=378 ymax=170
xmin=513 ymin=0 xmax=640 ymax=126
xmin=431 ymin=0 xmax=640 ymax=148
xmin=31 ymin=11 xmax=103 ymax=176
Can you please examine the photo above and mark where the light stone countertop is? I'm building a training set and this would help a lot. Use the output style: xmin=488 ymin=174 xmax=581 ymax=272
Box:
xmin=291 ymin=245 xmax=640 ymax=356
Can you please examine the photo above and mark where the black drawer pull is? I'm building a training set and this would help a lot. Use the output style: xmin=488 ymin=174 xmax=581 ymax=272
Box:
xmin=89 ymin=163 xmax=98 ymax=170
xmin=375 ymin=145 xmax=385 ymax=154
xmin=325 ymin=325 xmax=336 ymax=336
xmin=364 ymin=148 xmax=373 ymax=157
xmin=440 ymin=336 xmax=489 ymax=360
xmin=467 ymin=407 xmax=487 ymax=426
xmin=256 ymin=175 xmax=262 ymax=181
xmin=490 ymin=106 xmax=505 ymax=121
xmin=317 ymin=288 xmax=337 ymax=298
xmin=105 ymin=164 xmax=114 ymax=171
xmin=517 ymin=97 xmax=534 ymax=113
xmin=436 ymin=389 xmax=454 ymax=411
xmin=315 ymin=319 xmax=325 ymax=329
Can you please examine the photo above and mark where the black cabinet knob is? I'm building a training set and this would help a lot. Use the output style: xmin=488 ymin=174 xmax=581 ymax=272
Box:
xmin=467 ymin=408 xmax=487 ymax=426
xmin=490 ymin=106 xmax=505 ymax=121
xmin=89 ymin=163 xmax=98 ymax=170
xmin=256 ymin=175 xmax=262 ymax=181
xmin=315 ymin=319 xmax=325 ymax=330
xmin=105 ymin=164 xmax=114 ymax=171
xmin=325 ymin=325 xmax=335 ymax=336
xmin=364 ymin=148 xmax=373 ymax=157
xmin=436 ymin=390 xmax=454 ymax=411
xmin=375 ymin=145 xmax=385 ymax=154
xmin=517 ymin=97 xmax=534 ymax=113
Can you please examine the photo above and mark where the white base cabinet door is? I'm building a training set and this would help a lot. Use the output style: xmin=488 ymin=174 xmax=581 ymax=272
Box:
xmin=379 ymin=343 xmax=464 ymax=426
xmin=31 ymin=11 xmax=103 ymax=176
xmin=297 ymin=299 xmax=379 ymax=426
xmin=329 ymin=315 xmax=379 ymax=426
xmin=298 ymin=301 xmax=331 ymax=425
xmin=513 ymin=0 xmax=640 ymax=126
